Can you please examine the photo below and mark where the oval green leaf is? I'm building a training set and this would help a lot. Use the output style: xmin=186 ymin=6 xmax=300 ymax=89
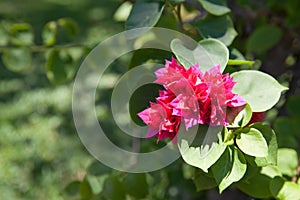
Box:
xmin=9 ymin=23 xmax=34 ymax=46
xmin=46 ymin=49 xmax=75 ymax=84
xmin=250 ymin=123 xmax=278 ymax=167
xmin=277 ymin=148 xmax=298 ymax=177
xmin=232 ymin=70 xmax=288 ymax=112
xmin=196 ymin=14 xmax=237 ymax=46
xmin=171 ymin=38 xmax=229 ymax=72
xmin=236 ymin=127 xmax=268 ymax=157
xmin=125 ymin=1 xmax=164 ymax=30
xmin=42 ymin=21 xmax=57 ymax=46
xmin=2 ymin=47 xmax=32 ymax=73
xmin=198 ymin=0 xmax=230 ymax=16
xmin=246 ymin=25 xmax=282 ymax=54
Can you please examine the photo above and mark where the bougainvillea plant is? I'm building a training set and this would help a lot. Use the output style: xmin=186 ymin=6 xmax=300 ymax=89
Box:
xmin=137 ymin=38 xmax=289 ymax=195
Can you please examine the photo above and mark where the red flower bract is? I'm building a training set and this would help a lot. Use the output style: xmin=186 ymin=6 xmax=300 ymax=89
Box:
xmin=138 ymin=58 xmax=246 ymax=141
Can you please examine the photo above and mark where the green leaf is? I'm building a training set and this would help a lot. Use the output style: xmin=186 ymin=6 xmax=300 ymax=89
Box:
xmin=277 ymin=148 xmax=298 ymax=177
xmin=80 ymin=178 xmax=93 ymax=200
xmin=0 ymin=25 xmax=8 ymax=46
xmin=270 ymin=177 xmax=300 ymax=200
xmin=196 ymin=14 xmax=237 ymax=46
xmin=236 ymin=173 xmax=273 ymax=198
xmin=274 ymin=117 xmax=298 ymax=148
xmin=64 ymin=181 xmax=81 ymax=197
xmin=228 ymin=104 xmax=252 ymax=128
xmin=212 ymin=147 xmax=247 ymax=193
xmin=178 ymin=126 xmax=226 ymax=172
xmin=87 ymin=161 xmax=112 ymax=176
xmin=198 ymin=0 xmax=230 ymax=16
xmin=122 ymin=173 xmax=149 ymax=198
xmin=57 ymin=18 xmax=78 ymax=37
xmin=42 ymin=21 xmax=57 ymax=46
xmin=9 ymin=23 xmax=33 ymax=46
xmin=232 ymin=70 xmax=288 ymax=112
xmin=113 ymin=1 xmax=133 ymax=22
xmin=236 ymin=127 xmax=268 ymax=157
xmin=193 ymin=169 xmax=217 ymax=191
xmin=246 ymin=25 xmax=283 ymax=54
xmin=286 ymin=95 xmax=300 ymax=118
xmin=128 ymin=48 xmax=172 ymax=70
xmin=125 ymin=1 xmax=164 ymax=31
xmin=129 ymin=83 xmax=164 ymax=126
xmin=46 ymin=49 xmax=75 ymax=84
xmin=171 ymin=38 xmax=229 ymax=72
xmin=251 ymin=123 xmax=278 ymax=166
xmin=260 ymin=165 xmax=282 ymax=178
xmin=2 ymin=47 xmax=32 ymax=73
xmin=86 ymin=175 xmax=107 ymax=195
xmin=102 ymin=176 xmax=126 ymax=200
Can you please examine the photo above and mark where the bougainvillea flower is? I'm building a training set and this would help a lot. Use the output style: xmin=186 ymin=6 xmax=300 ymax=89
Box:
xmin=248 ymin=112 xmax=265 ymax=125
xmin=138 ymin=58 xmax=247 ymax=141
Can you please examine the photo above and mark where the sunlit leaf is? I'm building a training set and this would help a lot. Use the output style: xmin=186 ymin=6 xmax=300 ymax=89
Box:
xmin=236 ymin=127 xmax=268 ymax=157
xmin=171 ymin=38 xmax=229 ymax=71
xmin=270 ymin=177 xmax=300 ymax=200
xmin=9 ymin=23 xmax=33 ymax=46
xmin=198 ymin=0 xmax=230 ymax=16
xmin=232 ymin=70 xmax=288 ymax=112
xmin=212 ymin=147 xmax=247 ymax=193
xmin=42 ymin=21 xmax=57 ymax=46
xmin=277 ymin=148 xmax=298 ymax=177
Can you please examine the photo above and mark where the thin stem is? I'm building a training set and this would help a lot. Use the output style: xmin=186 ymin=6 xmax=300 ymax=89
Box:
xmin=0 ymin=44 xmax=85 ymax=53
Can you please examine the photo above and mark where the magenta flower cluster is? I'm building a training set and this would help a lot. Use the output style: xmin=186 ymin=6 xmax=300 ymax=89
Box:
xmin=138 ymin=58 xmax=260 ymax=141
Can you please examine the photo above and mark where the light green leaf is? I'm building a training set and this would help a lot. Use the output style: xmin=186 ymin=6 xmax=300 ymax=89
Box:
xmin=232 ymin=70 xmax=288 ymax=112
xmin=228 ymin=104 xmax=252 ymax=128
xmin=9 ymin=23 xmax=33 ymax=46
xmin=270 ymin=177 xmax=300 ymax=200
xmin=122 ymin=173 xmax=149 ymax=198
xmin=42 ymin=21 xmax=57 ymax=46
xmin=212 ymin=147 xmax=247 ymax=193
xmin=178 ymin=126 xmax=226 ymax=172
xmin=198 ymin=0 xmax=230 ymax=16
xmin=227 ymin=59 xmax=254 ymax=66
xmin=2 ymin=47 xmax=32 ymax=73
xmin=251 ymin=123 xmax=278 ymax=166
xmin=171 ymin=38 xmax=229 ymax=72
xmin=113 ymin=1 xmax=133 ymax=22
xmin=236 ymin=127 xmax=268 ymax=157
xmin=196 ymin=14 xmax=237 ymax=46
xmin=246 ymin=25 xmax=282 ymax=54
xmin=277 ymin=148 xmax=298 ymax=177
xmin=125 ymin=1 xmax=164 ymax=30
